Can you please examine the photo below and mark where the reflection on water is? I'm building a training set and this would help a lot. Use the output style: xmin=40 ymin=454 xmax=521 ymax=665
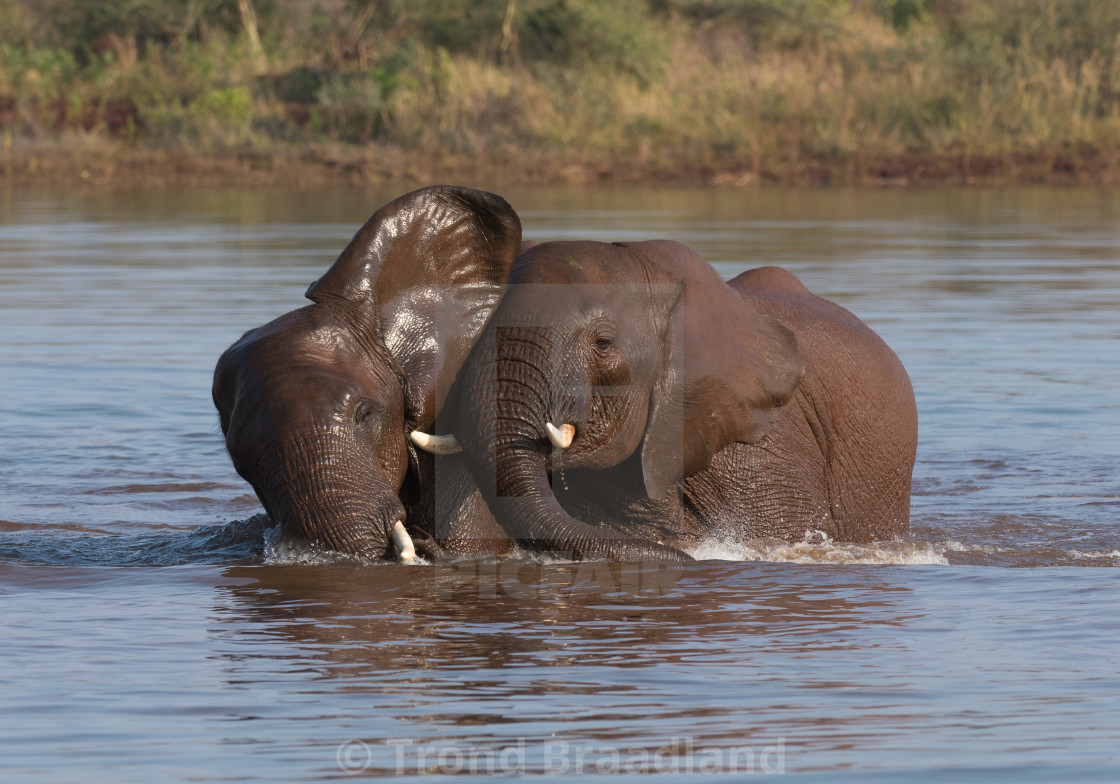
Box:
xmin=7 ymin=558 xmax=1115 ymax=780
xmin=210 ymin=560 xmax=1119 ymax=777
xmin=1 ymin=185 xmax=1119 ymax=781
xmin=211 ymin=560 xmax=918 ymax=776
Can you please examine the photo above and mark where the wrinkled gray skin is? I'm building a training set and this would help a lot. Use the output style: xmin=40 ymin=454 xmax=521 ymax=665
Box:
xmin=212 ymin=186 xmax=519 ymax=559
xmin=453 ymin=240 xmax=918 ymax=562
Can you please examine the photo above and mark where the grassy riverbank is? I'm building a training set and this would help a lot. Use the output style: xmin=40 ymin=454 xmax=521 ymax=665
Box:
xmin=4 ymin=0 xmax=1120 ymax=186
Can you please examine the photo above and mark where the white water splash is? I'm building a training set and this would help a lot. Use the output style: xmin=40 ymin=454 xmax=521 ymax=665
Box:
xmin=1066 ymin=549 xmax=1120 ymax=562
xmin=938 ymin=540 xmax=1003 ymax=555
xmin=261 ymin=524 xmax=428 ymax=566
xmin=258 ymin=521 xmax=1120 ymax=568
xmin=686 ymin=530 xmax=951 ymax=565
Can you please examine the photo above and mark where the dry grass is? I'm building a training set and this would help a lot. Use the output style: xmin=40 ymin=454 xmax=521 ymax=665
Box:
xmin=5 ymin=1 xmax=1120 ymax=185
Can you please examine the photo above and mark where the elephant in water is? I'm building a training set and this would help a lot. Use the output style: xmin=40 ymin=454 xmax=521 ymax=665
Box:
xmin=212 ymin=186 xmax=520 ymax=561
xmin=415 ymin=239 xmax=918 ymax=562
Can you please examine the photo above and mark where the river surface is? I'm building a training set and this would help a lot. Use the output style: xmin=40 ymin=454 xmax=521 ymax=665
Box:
xmin=1 ymin=185 xmax=1118 ymax=782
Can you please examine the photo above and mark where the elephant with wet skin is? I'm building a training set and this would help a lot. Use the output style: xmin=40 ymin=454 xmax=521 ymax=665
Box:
xmin=212 ymin=186 xmax=519 ymax=561
xmin=444 ymin=239 xmax=918 ymax=562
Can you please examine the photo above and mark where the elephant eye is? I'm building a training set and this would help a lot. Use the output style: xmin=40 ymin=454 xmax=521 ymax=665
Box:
xmin=593 ymin=335 xmax=614 ymax=352
xmin=354 ymin=400 xmax=377 ymax=426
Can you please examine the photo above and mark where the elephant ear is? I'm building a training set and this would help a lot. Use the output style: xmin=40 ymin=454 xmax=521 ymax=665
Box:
xmin=306 ymin=185 xmax=522 ymax=428
xmin=636 ymin=241 xmax=804 ymax=501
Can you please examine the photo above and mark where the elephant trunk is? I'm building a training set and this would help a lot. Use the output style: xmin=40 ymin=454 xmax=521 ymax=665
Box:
xmin=261 ymin=447 xmax=403 ymax=560
xmin=457 ymin=326 xmax=692 ymax=562
xmin=492 ymin=444 xmax=692 ymax=561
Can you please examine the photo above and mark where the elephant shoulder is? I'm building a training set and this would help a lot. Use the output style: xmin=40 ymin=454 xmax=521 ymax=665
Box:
xmin=729 ymin=267 xmax=867 ymax=339
xmin=727 ymin=266 xmax=812 ymax=297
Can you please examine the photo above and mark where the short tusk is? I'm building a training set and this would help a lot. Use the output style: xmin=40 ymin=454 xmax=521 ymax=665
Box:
xmin=546 ymin=422 xmax=575 ymax=450
xmin=409 ymin=430 xmax=462 ymax=455
xmin=391 ymin=520 xmax=418 ymax=563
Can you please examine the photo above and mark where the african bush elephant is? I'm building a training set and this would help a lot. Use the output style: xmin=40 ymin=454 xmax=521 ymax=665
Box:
xmin=435 ymin=239 xmax=918 ymax=562
xmin=212 ymin=186 xmax=519 ymax=561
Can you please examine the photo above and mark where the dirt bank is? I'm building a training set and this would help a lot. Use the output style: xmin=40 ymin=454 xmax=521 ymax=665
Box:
xmin=4 ymin=138 xmax=1120 ymax=189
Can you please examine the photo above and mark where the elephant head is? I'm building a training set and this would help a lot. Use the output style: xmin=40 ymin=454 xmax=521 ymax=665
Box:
xmin=450 ymin=240 xmax=804 ymax=562
xmin=212 ymin=186 xmax=521 ymax=560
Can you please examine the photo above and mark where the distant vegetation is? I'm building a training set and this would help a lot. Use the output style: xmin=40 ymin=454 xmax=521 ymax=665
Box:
xmin=3 ymin=0 xmax=1120 ymax=184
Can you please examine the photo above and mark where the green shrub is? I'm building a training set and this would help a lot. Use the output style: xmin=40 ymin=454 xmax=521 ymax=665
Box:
xmin=3 ymin=0 xmax=1120 ymax=179
xmin=519 ymin=0 xmax=668 ymax=83
xmin=313 ymin=73 xmax=389 ymax=141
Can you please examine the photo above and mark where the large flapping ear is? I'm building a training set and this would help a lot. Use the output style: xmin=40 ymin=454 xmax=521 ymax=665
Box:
xmin=306 ymin=185 xmax=522 ymax=428
xmin=634 ymin=241 xmax=805 ymax=501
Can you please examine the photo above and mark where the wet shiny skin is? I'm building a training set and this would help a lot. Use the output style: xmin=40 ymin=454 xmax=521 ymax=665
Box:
xmin=1 ymin=186 xmax=1118 ymax=781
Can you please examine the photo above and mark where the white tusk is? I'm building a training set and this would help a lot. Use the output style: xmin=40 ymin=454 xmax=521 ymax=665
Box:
xmin=409 ymin=430 xmax=462 ymax=455
xmin=546 ymin=422 xmax=575 ymax=450
xmin=391 ymin=520 xmax=418 ymax=563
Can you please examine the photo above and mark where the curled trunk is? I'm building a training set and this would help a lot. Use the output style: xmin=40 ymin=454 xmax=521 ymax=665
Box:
xmin=457 ymin=326 xmax=692 ymax=562
xmin=490 ymin=445 xmax=692 ymax=561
